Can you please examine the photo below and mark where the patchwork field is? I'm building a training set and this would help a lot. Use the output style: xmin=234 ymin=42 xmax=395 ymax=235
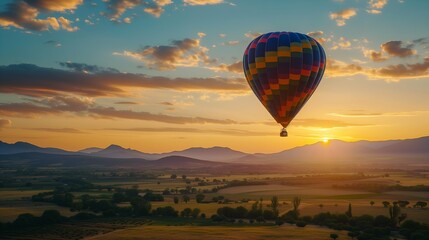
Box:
xmin=87 ymin=224 xmax=347 ymax=240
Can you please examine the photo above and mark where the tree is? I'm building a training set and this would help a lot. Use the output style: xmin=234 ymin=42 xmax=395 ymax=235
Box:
xmin=330 ymin=233 xmax=339 ymax=240
xmin=182 ymin=175 xmax=187 ymax=180
xmin=398 ymin=213 xmax=407 ymax=225
xmin=398 ymin=200 xmax=410 ymax=208
xmin=13 ymin=213 xmax=38 ymax=227
xmin=170 ymin=174 xmax=177 ymax=179
xmin=348 ymin=231 xmax=359 ymax=239
xmin=345 ymin=203 xmax=352 ymax=218
xmin=370 ymin=201 xmax=375 ymax=206
xmin=130 ymin=197 xmax=152 ymax=216
xmin=181 ymin=208 xmax=192 ymax=217
xmin=41 ymin=210 xmax=65 ymax=224
xmin=319 ymin=204 xmax=324 ymax=209
xmin=191 ymin=208 xmax=201 ymax=218
xmin=173 ymin=196 xmax=179 ymax=204
xmin=183 ymin=195 xmax=190 ymax=203
xmin=270 ymin=196 xmax=279 ymax=218
xmin=389 ymin=202 xmax=401 ymax=227
xmin=293 ymin=197 xmax=301 ymax=214
xmin=196 ymin=194 xmax=205 ymax=203
xmin=382 ymin=201 xmax=390 ymax=208
xmin=414 ymin=201 xmax=427 ymax=208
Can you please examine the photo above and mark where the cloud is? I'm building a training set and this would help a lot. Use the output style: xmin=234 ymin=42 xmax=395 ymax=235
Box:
xmin=0 ymin=119 xmax=12 ymax=130
xmin=368 ymin=57 xmax=429 ymax=79
xmin=0 ymin=64 xmax=248 ymax=97
xmin=225 ymin=40 xmax=240 ymax=46
xmin=363 ymin=49 xmax=387 ymax=62
xmin=183 ymin=0 xmax=224 ymax=6
xmin=209 ymin=61 xmax=242 ymax=73
xmin=144 ymin=0 xmax=173 ymax=18
xmin=244 ymin=31 xmax=262 ymax=39
xmin=293 ymin=118 xmax=373 ymax=128
xmin=114 ymin=37 xmax=216 ymax=70
xmin=115 ymin=101 xmax=139 ymax=105
xmin=105 ymin=0 xmax=142 ymax=20
xmin=325 ymin=59 xmax=365 ymax=77
xmin=329 ymin=8 xmax=357 ymax=26
xmin=24 ymin=0 xmax=83 ymax=12
xmin=104 ymin=127 xmax=272 ymax=136
xmin=364 ymin=40 xmax=418 ymax=62
xmin=0 ymin=1 xmax=78 ymax=31
xmin=44 ymin=40 xmax=61 ymax=47
xmin=160 ymin=101 xmax=174 ymax=106
xmin=0 ymin=102 xmax=61 ymax=117
xmin=331 ymin=36 xmax=351 ymax=50
xmin=24 ymin=127 xmax=87 ymax=134
xmin=367 ymin=0 xmax=388 ymax=14
xmin=307 ymin=31 xmax=328 ymax=44
xmin=326 ymin=57 xmax=429 ymax=80
xmin=59 ymin=62 xmax=120 ymax=73
xmin=381 ymin=41 xmax=416 ymax=58
xmin=329 ymin=110 xmax=425 ymax=118
xmin=105 ymin=0 xmax=172 ymax=20
xmin=58 ymin=16 xmax=78 ymax=32
xmin=0 ymin=97 xmax=242 ymax=125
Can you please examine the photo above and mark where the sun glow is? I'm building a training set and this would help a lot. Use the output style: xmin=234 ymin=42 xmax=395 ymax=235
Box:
xmin=322 ymin=137 xmax=329 ymax=143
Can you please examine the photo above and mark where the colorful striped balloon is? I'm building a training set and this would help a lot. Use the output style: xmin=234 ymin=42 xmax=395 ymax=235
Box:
xmin=243 ymin=32 xmax=326 ymax=137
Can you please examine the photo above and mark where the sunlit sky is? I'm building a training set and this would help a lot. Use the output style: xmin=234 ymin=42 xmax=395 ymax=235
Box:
xmin=1 ymin=0 xmax=429 ymax=153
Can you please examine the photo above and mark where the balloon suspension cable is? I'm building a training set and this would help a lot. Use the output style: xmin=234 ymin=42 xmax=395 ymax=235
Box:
xmin=280 ymin=127 xmax=288 ymax=137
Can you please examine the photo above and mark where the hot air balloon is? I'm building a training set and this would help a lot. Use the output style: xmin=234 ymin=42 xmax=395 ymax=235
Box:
xmin=243 ymin=32 xmax=326 ymax=137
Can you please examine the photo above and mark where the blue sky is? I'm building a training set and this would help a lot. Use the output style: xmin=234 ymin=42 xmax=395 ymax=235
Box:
xmin=1 ymin=0 xmax=429 ymax=153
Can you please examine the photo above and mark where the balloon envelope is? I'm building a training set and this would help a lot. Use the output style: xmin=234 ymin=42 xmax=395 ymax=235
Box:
xmin=243 ymin=32 xmax=326 ymax=129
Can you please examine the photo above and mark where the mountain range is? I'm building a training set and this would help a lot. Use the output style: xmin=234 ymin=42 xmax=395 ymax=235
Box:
xmin=0 ymin=136 xmax=428 ymax=170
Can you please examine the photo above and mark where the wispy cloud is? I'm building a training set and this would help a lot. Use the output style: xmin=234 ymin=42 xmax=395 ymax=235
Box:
xmin=0 ymin=96 xmax=242 ymax=125
xmin=183 ymin=0 xmax=224 ymax=6
xmin=104 ymin=127 xmax=272 ymax=136
xmin=329 ymin=110 xmax=427 ymax=118
xmin=0 ymin=119 xmax=12 ymax=130
xmin=0 ymin=63 xmax=249 ymax=97
xmin=24 ymin=127 xmax=87 ymax=134
xmin=293 ymin=118 xmax=373 ymax=128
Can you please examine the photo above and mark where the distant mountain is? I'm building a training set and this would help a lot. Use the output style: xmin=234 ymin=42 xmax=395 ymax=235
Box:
xmin=164 ymin=146 xmax=247 ymax=162
xmin=90 ymin=144 xmax=155 ymax=159
xmin=0 ymin=141 xmax=72 ymax=155
xmin=236 ymin=136 xmax=429 ymax=166
xmin=1 ymin=136 xmax=428 ymax=169
xmin=0 ymin=152 xmax=228 ymax=169
xmin=374 ymin=136 xmax=429 ymax=154
xmin=78 ymin=147 xmax=103 ymax=154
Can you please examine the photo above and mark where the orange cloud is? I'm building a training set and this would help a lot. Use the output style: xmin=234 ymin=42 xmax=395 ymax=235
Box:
xmin=114 ymin=37 xmax=215 ymax=70
xmin=367 ymin=0 xmax=388 ymax=14
xmin=209 ymin=61 xmax=242 ymax=74
xmin=329 ymin=8 xmax=357 ymax=26
xmin=0 ymin=63 xmax=248 ymax=97
xmin=183 ymin=0 xmax=224 ymax=6
xmin=0 ymin=119 xmax=12 ymax=130
xmin=0 ymin=1 xmax=77 ymax=31
xmin=24 ymin=0 xmax=83 ymax=12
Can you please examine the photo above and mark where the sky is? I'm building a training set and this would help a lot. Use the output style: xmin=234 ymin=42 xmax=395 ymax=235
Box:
xmin=1 ymin=0 xmax=429 ymax=153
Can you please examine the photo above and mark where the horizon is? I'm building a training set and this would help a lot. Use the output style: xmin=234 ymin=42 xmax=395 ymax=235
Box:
xmin=2 ymin=134 xmax=428 ymax=154
xmin=1 ymin=0 xmax=429 ymax=153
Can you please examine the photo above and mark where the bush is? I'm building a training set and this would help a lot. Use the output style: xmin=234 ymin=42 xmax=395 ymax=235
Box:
xmin=296 ymin=221 xmax=307 ymax=227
